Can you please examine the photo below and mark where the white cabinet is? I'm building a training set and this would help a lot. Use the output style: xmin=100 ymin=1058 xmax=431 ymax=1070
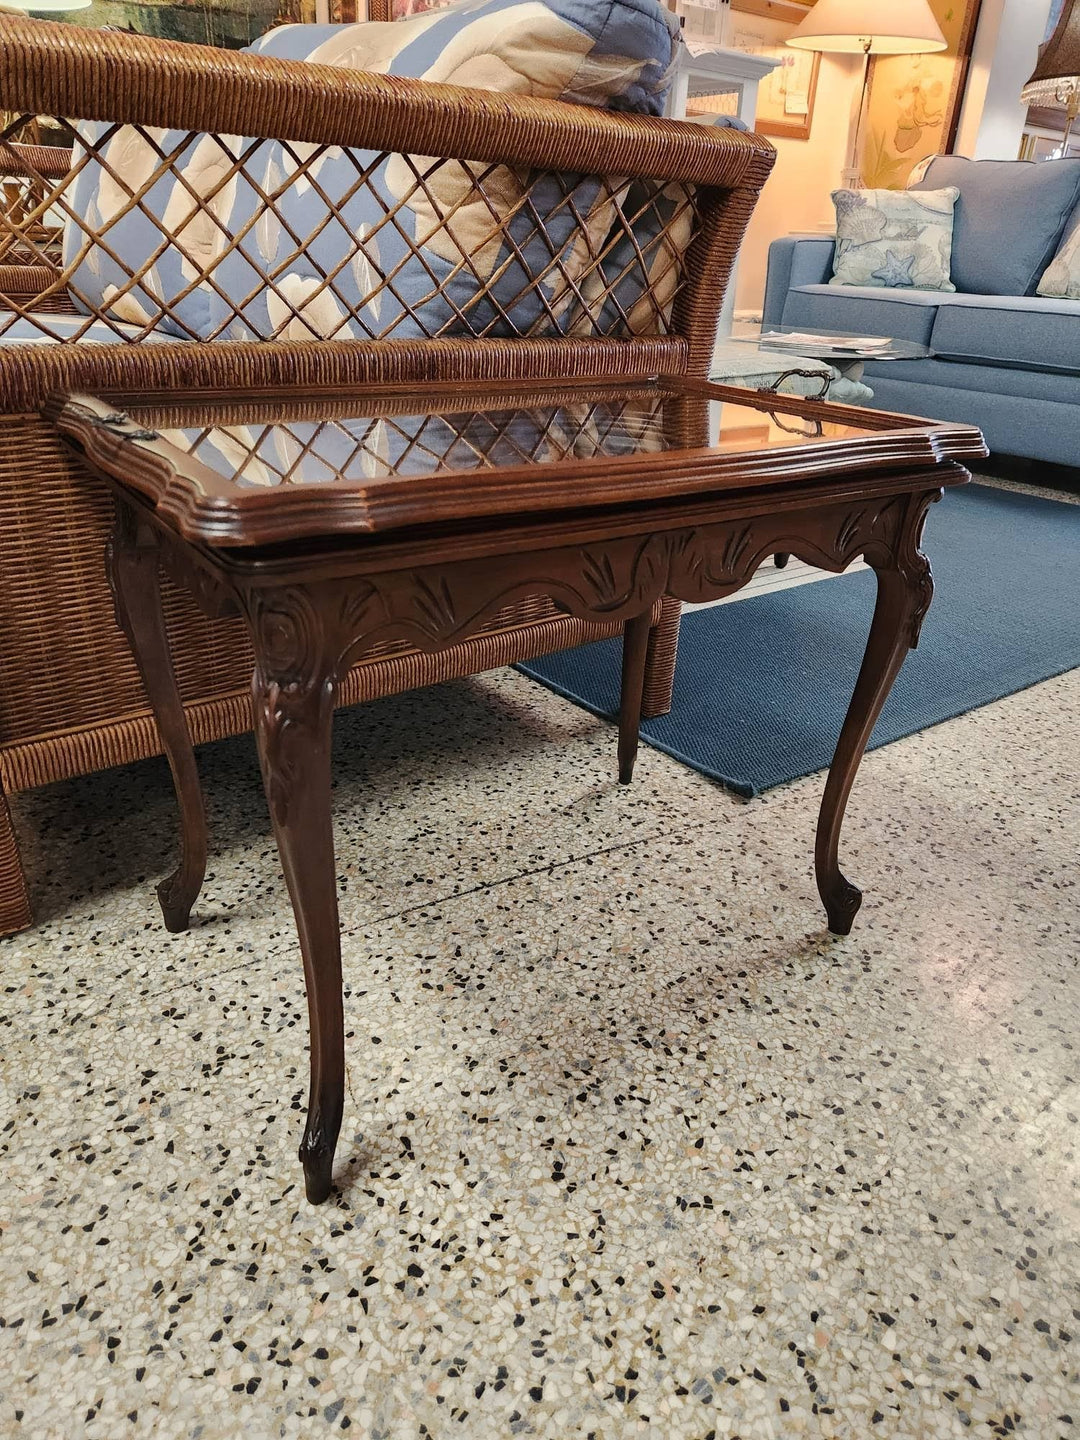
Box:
xmin=665 ymin=42 xmax=780 ymax=130
xmin=666 ymin=43 xmax=780 ymax=340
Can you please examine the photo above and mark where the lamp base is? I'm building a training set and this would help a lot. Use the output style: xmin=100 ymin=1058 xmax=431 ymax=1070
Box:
xmin=839 ymin=165 xmax=864 ymax=190
xmin=1061 ymin=94 xmax=1079 ymax=158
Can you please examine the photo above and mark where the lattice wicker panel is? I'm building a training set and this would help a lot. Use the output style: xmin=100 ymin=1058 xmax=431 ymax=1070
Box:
xmin=0 ymin=115 xmax=702 ymax=347
xmin=0 ymin=134 xmax=70 ymax=271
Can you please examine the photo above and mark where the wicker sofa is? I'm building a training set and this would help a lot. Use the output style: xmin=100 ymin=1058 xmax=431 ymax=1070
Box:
xmin=0 ymin=12 xmax=774 ymax=935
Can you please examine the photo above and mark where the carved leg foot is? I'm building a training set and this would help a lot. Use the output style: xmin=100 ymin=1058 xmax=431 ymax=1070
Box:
xmin=618 ymin=612 xmax=652 ymax=785
xmin=108 ymin=503 xmax=207 ymax=933
xmin=302 ymin=1143 xmax=335 ymax=1206
xmin=822 ymin=875 xmax=863 ymax=938
xmin=816 ymin=524 xmax=934 ymax=935
xmin=774 ymin=552 xmax=790 ymax=569
xmin=249 ymin=605 xmax=344 ymax=1205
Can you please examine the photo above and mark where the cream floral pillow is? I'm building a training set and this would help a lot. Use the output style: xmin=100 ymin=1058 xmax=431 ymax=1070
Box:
xmin=829 ymin=186 xmax=959 ymax=292
xmin=1037 ymin=214 xmax=1080 ymax=300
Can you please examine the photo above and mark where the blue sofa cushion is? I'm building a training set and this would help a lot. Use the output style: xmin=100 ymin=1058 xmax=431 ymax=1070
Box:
xmin=929 ymin=293 xmax=1080 ymax=376
xmin=60 ymin=0 xmax=680 ymax=343
xmin=782 ymin=284 xmax=948 ymax=347
xmin=855 ymin=374 xmax=1080 ymax=468
xmin=861 ymin=355 xmax=1080 ymax=406
xmin=909 ymin=155 xmax=1080 ymax=297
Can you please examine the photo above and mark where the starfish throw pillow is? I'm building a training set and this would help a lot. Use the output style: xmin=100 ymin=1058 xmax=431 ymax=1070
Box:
xmin=829 ymin=187 xmax=959 ymax=293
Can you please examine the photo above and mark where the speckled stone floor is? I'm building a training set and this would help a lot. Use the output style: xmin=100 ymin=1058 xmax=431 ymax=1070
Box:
xmin=1 ymin=665 xmax=1077 ymax=1440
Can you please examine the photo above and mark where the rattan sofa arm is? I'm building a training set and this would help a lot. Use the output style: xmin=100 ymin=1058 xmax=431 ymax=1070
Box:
xmin=0 ymin=15 xmax=773 ymax=189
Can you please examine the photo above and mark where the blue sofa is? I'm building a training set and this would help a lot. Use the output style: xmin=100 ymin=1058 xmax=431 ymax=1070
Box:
xmin=762 ymin=156 xmax=1080 ymax=466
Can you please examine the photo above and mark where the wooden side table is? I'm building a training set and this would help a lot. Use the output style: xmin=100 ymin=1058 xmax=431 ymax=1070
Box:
xmin=48 ymin=378 xmax=986 ymax=1204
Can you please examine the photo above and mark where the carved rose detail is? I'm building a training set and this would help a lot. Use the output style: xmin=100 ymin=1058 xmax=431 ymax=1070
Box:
xmin=262 ymin=610 xmax=302 ymax=670
xmin=247 ymin=582 xmax=379 ymax=681
xmin=245 ymin=582 xmax=374 ymax=830
xmin=248 ymin=587 xmax=325 ymax=682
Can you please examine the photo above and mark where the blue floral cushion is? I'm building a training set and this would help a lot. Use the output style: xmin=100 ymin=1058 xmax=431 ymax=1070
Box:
xmin=60 ymin=0 xmax=680 ymax=343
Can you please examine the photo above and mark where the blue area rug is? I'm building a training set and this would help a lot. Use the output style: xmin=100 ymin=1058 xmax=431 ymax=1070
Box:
xmin=517 ymin=484 xmax=1080 ymax=796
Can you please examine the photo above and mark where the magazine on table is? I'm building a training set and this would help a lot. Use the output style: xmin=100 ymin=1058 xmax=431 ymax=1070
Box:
xmin=757 ymin=332 xmax=894 ymax=356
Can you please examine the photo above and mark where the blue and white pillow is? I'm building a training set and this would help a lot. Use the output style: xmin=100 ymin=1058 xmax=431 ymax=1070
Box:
xmin=1038 ymin=206 xmax=1080 ymax=300
xmin=829 ymin=186 xmax=959 ymax=293
xmin=61 ymin=0 xmax=681 ymax=343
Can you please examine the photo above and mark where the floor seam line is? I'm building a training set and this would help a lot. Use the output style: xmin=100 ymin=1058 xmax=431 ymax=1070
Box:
xmin=342 ymin=830 xmax=664 ymax=935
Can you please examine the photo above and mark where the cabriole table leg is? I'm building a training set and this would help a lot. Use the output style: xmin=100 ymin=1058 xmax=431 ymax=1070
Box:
xmin=246 ymin=593 xmax=346 ymax=1205
xmin=107 ymin=501 xmax=208 ymax=934
xmin=815 ymin=493 xmax=938 ymax=935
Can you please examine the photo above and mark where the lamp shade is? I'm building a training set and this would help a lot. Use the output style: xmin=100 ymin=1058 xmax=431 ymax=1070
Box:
xmin=788 ymin=0 xmax=947 ymax=55
xmin=1020 ymin=0 xmax=1080 ymax=109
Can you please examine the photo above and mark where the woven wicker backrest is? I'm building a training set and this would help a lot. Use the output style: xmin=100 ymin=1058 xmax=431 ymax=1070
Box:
xmin=0 ymin=17 xmax=775 ymax=383
xmin=0 ymin=120 xmax=701 ymax=347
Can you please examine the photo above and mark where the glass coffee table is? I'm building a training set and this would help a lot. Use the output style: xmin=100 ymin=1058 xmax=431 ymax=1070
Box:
xmin=730 ymin=325 xmax=933 ymax=401
xmin=48 ymin=376 xmax=984 ymax=1203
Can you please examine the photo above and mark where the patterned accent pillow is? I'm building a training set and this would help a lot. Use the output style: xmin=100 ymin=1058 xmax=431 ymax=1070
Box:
xmin=62 ymin=0 xmax=681 ymax=342
xmin=829 ymin=187 xmax=959 ymax=292
xmin=1037 ymin=211 xmax=1080 ymax=300
xmin=906 ymin=155 xmax=937 ymax=188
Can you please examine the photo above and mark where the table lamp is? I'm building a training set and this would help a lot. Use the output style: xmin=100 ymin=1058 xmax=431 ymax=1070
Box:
xmin=788 ymin=0 xmax=947 ymax=188
xmin=1021 ymin=0 xmax=1080 ymax=159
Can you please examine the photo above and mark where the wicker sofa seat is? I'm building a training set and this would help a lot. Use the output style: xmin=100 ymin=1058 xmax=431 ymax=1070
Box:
xmin=0 ymin=7 xmax=775 ymax=935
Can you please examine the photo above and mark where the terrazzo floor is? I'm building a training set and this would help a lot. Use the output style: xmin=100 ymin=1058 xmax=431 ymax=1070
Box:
xmin=1 ymin=664 xmax=1077 ymax=1439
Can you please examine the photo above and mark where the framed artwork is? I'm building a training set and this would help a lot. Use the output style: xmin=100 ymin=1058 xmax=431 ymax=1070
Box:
xmin=1021 ymin=123 xmax=1080 ymax=162
xmin=860 ymin=0 xmax=984 ymax=189
xmin=748 ymin=42 xmax=818 ymax=139
xmin=725 ymin=13 xmax=819 ymax=141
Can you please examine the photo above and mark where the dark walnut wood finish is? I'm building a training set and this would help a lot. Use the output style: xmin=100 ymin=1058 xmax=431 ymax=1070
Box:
xmin=49 ymin=378 xmax=986 ymax=1205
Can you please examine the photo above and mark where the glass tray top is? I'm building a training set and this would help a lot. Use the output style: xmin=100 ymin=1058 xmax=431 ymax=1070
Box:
xmin=51 ymin=378 xmax=984 ymax=545
xmin=144 ymin=383 xmax=871 ymax=491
